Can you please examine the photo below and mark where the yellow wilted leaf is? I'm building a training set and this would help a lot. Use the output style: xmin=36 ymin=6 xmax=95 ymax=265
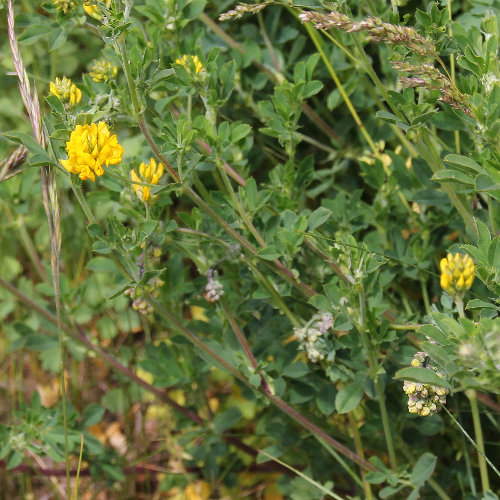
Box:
xmin=190 ymin=305 xmax=208 ymax=322
xmin=105 ymin=421 xmax=127 ymax=455
xmin=184 ymin=480 xmax=211 ymax=500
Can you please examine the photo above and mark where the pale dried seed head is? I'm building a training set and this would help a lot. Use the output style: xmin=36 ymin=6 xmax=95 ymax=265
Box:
xmin=0 ymin=145 xmax=28 ymax=182
xmin=219 ymin=1 xmax=271 ymax=21
xmin=300 ymin=10 xmax=436 ymax=57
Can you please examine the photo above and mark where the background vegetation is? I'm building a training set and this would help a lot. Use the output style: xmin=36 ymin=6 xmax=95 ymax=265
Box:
xmin=0 ymin=0 xmax=499 ymax=498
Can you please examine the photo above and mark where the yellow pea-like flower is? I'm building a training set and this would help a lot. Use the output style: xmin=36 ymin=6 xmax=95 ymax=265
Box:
xmin=439 ymin=252 xmax=475 ymax=297
xmin=131 ymin=158 xmax=164 ymax=202
xmin=49 ymin=76 xmax=81 ymax=107
xmin=175 ymin=54 xmax=205 ymax=74
xmin=83 ymin=0 xmax=112 ymax=20
xmin=61 ymin=122 xmax=123 ymax=182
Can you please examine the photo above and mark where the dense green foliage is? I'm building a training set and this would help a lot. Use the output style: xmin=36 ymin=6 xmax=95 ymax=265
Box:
xmin=0 ymin=0 xmax=499 ymax=498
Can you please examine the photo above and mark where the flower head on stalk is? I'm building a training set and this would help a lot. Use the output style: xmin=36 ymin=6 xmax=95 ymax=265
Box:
xmin=61 ymin=122 xmax=123 ymax=181
xmin=440 ymin=253 xmax=475 ymax=297
xmin=83 ymin=0 xmax=111 ymax=20
xmin=49 ymin=76 xmax=81 ymax=108
xmin=131 ymin=158 xmax=164 ymax=202
xmin=89 ymin=58 xmax=118 ymax=83
xmin=403 ymin=352 xmax=449 ymax=417
xmin=294 ymin=312 xmax=334 ymax=362
xmin=204 ymin=271 xmax=224 ymax=303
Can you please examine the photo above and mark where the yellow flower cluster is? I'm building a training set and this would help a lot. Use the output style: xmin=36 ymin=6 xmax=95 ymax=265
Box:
xmin=440 ymin=253 xmax=475 ymax=296
xmin=52 ymin=0 xmax=78 ymax=13
xmin=83 ymin=0 xmax=112 ymax=20
xmin=175 ymin=54 xmax=204 ymax=74
xmin=89 ymin=58 xmax=118 ymax=83
xmin=131 ymin=158 xmax=164 ymax=202
xmin=61 ymin=122 xmax=123 ymax=182
xmin=49 ymin=76 xmax=81 ymax=107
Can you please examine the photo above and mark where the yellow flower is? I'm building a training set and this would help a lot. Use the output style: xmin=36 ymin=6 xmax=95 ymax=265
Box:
xmin=89 ymin=58 xmax=118 ymax=83
xmin=49 ymin=76 xmax=81 ymax=107
xmin=83 ymin=0 xmax=112 ymax=20
xmin=440 ymin=252 xmax=475 ymax=296
xmin=131 ymin=158 xmax=164 ymax=202
xmin=61 ymin=122 xmax=123 ymax=182
xmin=175 ymin=54 xmax=204 ymax=74
xmin=53 ymin=0 xmax=78 ymax=13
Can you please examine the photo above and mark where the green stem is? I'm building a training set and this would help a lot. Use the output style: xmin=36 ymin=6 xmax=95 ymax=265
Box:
xmin=442 ymin=404 xmax=500 ymax=479
xmin=456 ymin=296 xmax=465 ymax=319
xmin=0 ymin=203 xmax=47 ymax=282
xmin=220 ymin=299 xmax=258 ymax=370
xmin=242 ymin=255 xmax=301 ymax=328
xmin=466 ymin=390 xmax=491 ymax=493
xmin=304 ymin=23 xmax=378 ymax=153
xmin=419 ymin=133 xmax=478 ymax=237
xmin=348 ymin=413 xmax=373 ymax=499
xmin=315 ymin=435 xmax=364 ymax=488
xmin=358 ymin=289 xmax=397 ymax=469
xmin=389 ymin=323 xmax=422 ymax=331
xmin=220 ymin=299 xmax=271 ymax=393
xmin=73 ymin=434 xmax=84 ymax=500
xmin=419 ymin=274 xmax=431 ymax=315
xmin=69 ymin=179 xmax=96 ymax=225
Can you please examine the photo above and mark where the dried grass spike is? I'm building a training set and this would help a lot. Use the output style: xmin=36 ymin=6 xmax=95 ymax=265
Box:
xmin=219 ymin=1 xmax=272 ymax=21
xmin=0 ymin=145 xmax=28 ymax=181
xmin=300 ymin=10 xmax=436 ymax=58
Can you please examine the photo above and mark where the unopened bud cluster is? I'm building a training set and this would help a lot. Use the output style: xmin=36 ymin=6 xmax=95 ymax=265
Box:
xmin=440 ymin=253 xmax=475 ymax=297
xmin=89 ymin=58 xmax=118 ymax=83
xmin=52 ymin=0 xmax=77 ymax=14
xmin=125 ymin=277 xmax=164 ymax=316
xmin=49 ymin=76 xmax=81 ymax=108
xmin=403 ymin=352 xmax=449 ymax=417
xmin=205 ymin=276 xmax=224 ymax=303
xmin=294 ymin=313 xmax=334 ymax=362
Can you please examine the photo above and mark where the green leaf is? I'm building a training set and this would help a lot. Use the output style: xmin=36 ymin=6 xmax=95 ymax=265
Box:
xmin=86 ymin=257 xmax=119 ymax=273
xmin=335 ymin=379 xmax=365 ymax=414
xmin=3 ymin=132 xmax=47 ymax=157
xmin=81 ymin=404 xmax=105 ymax=428
xmin=87 ymin=224 xmax=104 ymax=239
xmin=18 ymin=24 xmax=53 ymax=45
xmin=231 ymin=123 xmax=251 ymax=143
xmin=432 ymin=169 xmax=475 ymax=185
xmin=214 ymin=407 xmax=241 ymax=434
xmin=258 ymin=247 xmax=281 ymax=260
xmin=316 ymin=385 xmax=336 ymax=416
xmin=49 ymin=27 xmax=67 ymax=51
xmin=475 ymin=174 xmax=500 ymax=199
xmin=466 ymin=299 xmax=498 ymax=310
xmin=308 ymin=294 xmax=331 ymax=311
xmin=256 ymin=445 xmax=286 ymax=463
xmin=300 ymin=80 xmax=323 ymax=99
xmin=410 ymin=453 xmax=437 ymax=486
xmin=394 ymin=367 xmax=452 ymax=389
xmin=443 ymin=154 xmax=482 ymax=174
xmin=283 ymin=362 xmax=309 ymax=378
xmin=308 ymin=207 xmax=332 ymax=230
xmin=417 ymin=324 xmax=449 ymax=345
